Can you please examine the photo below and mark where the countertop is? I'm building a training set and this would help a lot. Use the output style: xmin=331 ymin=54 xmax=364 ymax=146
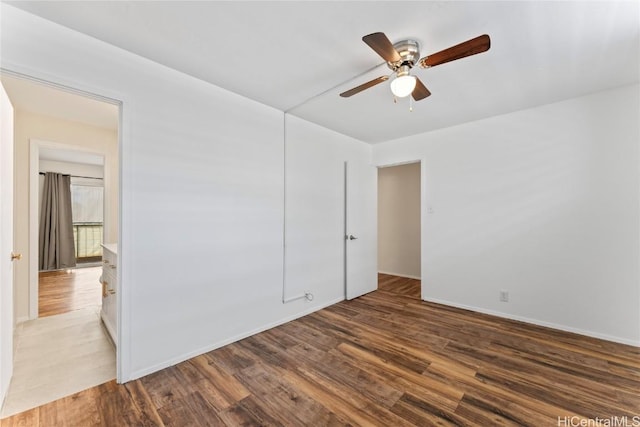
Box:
xmin=101 ymin=243 xmax=117 ymax=255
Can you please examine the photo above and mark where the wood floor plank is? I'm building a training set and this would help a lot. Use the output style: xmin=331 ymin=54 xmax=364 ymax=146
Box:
xmin=36 ymin=397 xmax=67 ymax=427
xmin=390 ymin=392 xmax=473 ymax=426
xmin=235 ymin=362 xmax=345 ymax=426
xmin=156 ymin=391 xmax=226 ymax=427
xmin=184 ymin=354 xmax=250 ymax=409
xmin=454 ymin=398 xmax=524 ymax=427
xmin=138 ymin=366 xmax=190 ymax=410
xmin=456 ymin=392 xmax=554 ymax=426
xmin=123 ymin=379 xmax=166 ymax=426
xmin=58 ymin=386 xmax=102 ymax=426
xmin=475 ymin=366 xmax=635 ymax=419
xmin=276 ymin=363 xmax=384 ymax=426
xmin=272 ymin=319 xmax=341 ymax=353
xmin=218 ymin=396 xmax=284 ymax=427
xmin=0 ymin=407 xmax=39 ymax=427
xmin=38 ymin=267 xmax=102 ymax=317
xmin=486 ymin=341 xmax=636 ymax=402
xmin=198 ymin=353 xmax=251 ymax=403
xmin=96 ymin=379 xmax=147 ymax=426
xmin=335 ymin=342 xmax=463 ymax=409
xmin=237 ymin=332 xmax=411 ymax=425
xmin=3 ymin=274 xmax=638 ymax=426
xmin=287 ymin=343 xmax=404 ymax=408
xmin=202 ymin=344 xmax=255 ymax=375
xmin=425 ymin=361 xmax=587 ymax=421
xmin=175 ymin=360 xmax=232 ymax=411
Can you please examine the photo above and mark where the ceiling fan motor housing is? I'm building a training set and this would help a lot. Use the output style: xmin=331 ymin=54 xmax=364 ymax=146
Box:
xmin=387 ymin=39 xmax=420 ymax=71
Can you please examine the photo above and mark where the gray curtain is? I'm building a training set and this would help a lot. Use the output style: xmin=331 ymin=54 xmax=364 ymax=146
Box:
xmin=39 ymin=172 xmax=76 ymax=270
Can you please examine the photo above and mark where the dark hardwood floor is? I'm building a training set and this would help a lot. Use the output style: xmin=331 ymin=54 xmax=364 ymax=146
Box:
xmin=4 ymin=273 xmax=638 ymax=425
xmin=38 ymin=266 xmax=102 ymax=317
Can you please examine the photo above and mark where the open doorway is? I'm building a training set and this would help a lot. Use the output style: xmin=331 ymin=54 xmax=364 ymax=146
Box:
xmin=0 ymin=73 xmax=119 ymax=417
xmin=37 ymin=149 xmax=105 ymax=317
xmin=377 ymin=162 xmax=422 ymax=299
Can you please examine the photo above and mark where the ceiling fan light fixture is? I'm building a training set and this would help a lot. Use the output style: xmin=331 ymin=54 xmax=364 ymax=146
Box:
xmin=390 ymin=74 xmax=416 ymax=98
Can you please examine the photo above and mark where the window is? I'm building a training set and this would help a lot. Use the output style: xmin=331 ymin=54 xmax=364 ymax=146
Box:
xmin=71 ymin=181 xmax=104 ymax=262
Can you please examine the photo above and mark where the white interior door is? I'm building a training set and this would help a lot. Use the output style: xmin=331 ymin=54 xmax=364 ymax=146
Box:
xmin=0 ymin=82 xmax=15 ymax=405
xmin=345 ymin=160 xmax=377 ymax=300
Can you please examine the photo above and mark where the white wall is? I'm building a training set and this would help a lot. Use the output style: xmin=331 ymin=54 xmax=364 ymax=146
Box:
xmin=378 ymin=163 xmax=421 ymax=279
xmin=1 ymin=5 xmax=372 ymax=381
xmin=374 ymin=84 xmax=640 ymax=346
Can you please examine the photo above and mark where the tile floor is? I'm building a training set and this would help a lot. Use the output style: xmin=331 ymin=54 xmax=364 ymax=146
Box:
xmin=0 ymin=305 xmax=116 ymax=418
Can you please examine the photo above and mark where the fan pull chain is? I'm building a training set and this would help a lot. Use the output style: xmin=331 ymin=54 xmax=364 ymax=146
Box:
xmin=409 ymin=95 xmax=413 ymax=112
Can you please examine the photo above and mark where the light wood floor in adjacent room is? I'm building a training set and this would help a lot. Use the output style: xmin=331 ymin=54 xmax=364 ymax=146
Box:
xmin=39 ymin=266 xmax=103 ymax=317
xmin=0 ymin=307 xmax=116 ymax=418
xmin=3 ymin=274 xmax=639 ymax=425
xmin=0 ymin=267 xmax=115 ymax=419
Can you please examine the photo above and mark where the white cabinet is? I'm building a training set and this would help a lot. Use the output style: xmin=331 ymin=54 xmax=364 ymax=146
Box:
xmin=100 ymin=243 xmax=118 ymax=345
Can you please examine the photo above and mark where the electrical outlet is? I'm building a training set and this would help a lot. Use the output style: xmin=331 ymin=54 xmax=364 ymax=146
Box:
xmin=500 ymin=290 xmax=509 ymax=302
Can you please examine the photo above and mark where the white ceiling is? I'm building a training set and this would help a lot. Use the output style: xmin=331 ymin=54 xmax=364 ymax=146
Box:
xmin=0 ymin=74 xmax=119 ymax=131
xmin=5 ymin=1 xmax=639 ymax=143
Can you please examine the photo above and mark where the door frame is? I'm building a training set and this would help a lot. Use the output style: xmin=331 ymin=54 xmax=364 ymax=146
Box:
xmin=3 ymin=68 xmax=128 ymax=382
xmin=29 ymin=140 xmax=107 ymax=319
xmin=375 ymin=158 xmax=426 ymax=298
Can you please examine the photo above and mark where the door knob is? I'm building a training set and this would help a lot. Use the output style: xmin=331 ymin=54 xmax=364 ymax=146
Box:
xmin=11 ymin=252 xmax=22 ymax=261
xmin=348 ymin=235 xmax=358 ymax=240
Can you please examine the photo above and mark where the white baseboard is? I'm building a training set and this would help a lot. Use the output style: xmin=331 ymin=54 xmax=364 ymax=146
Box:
xmin=15 ymin=316 xmax=29 ymax=325
xmin=423 ymin=297 xmax=640 ymax=347
xmin=378 ymin=270 xmax=421 ymax=280
xmin=14 ymin=316 xmax=32 ymax=327
xmin=100 ymin=311 xmax=117 ymax=347
xmin=127 ymin=296 xmax=345 ymax=382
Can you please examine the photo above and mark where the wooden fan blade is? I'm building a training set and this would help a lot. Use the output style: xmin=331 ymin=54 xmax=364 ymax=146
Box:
xmin=362 ymin=32 xmax=402 ymax=63
xmin=340 ymin=76 xmax=389 ymax=98
xmin=412 ymin=78 xmax=431 ymax=101
xmin=419 ymin=34 xmax=490 ymax=68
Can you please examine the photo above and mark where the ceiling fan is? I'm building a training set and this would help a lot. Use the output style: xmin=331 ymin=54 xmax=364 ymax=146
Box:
xmin=340 ymin=32 xmax=491 ymax=103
